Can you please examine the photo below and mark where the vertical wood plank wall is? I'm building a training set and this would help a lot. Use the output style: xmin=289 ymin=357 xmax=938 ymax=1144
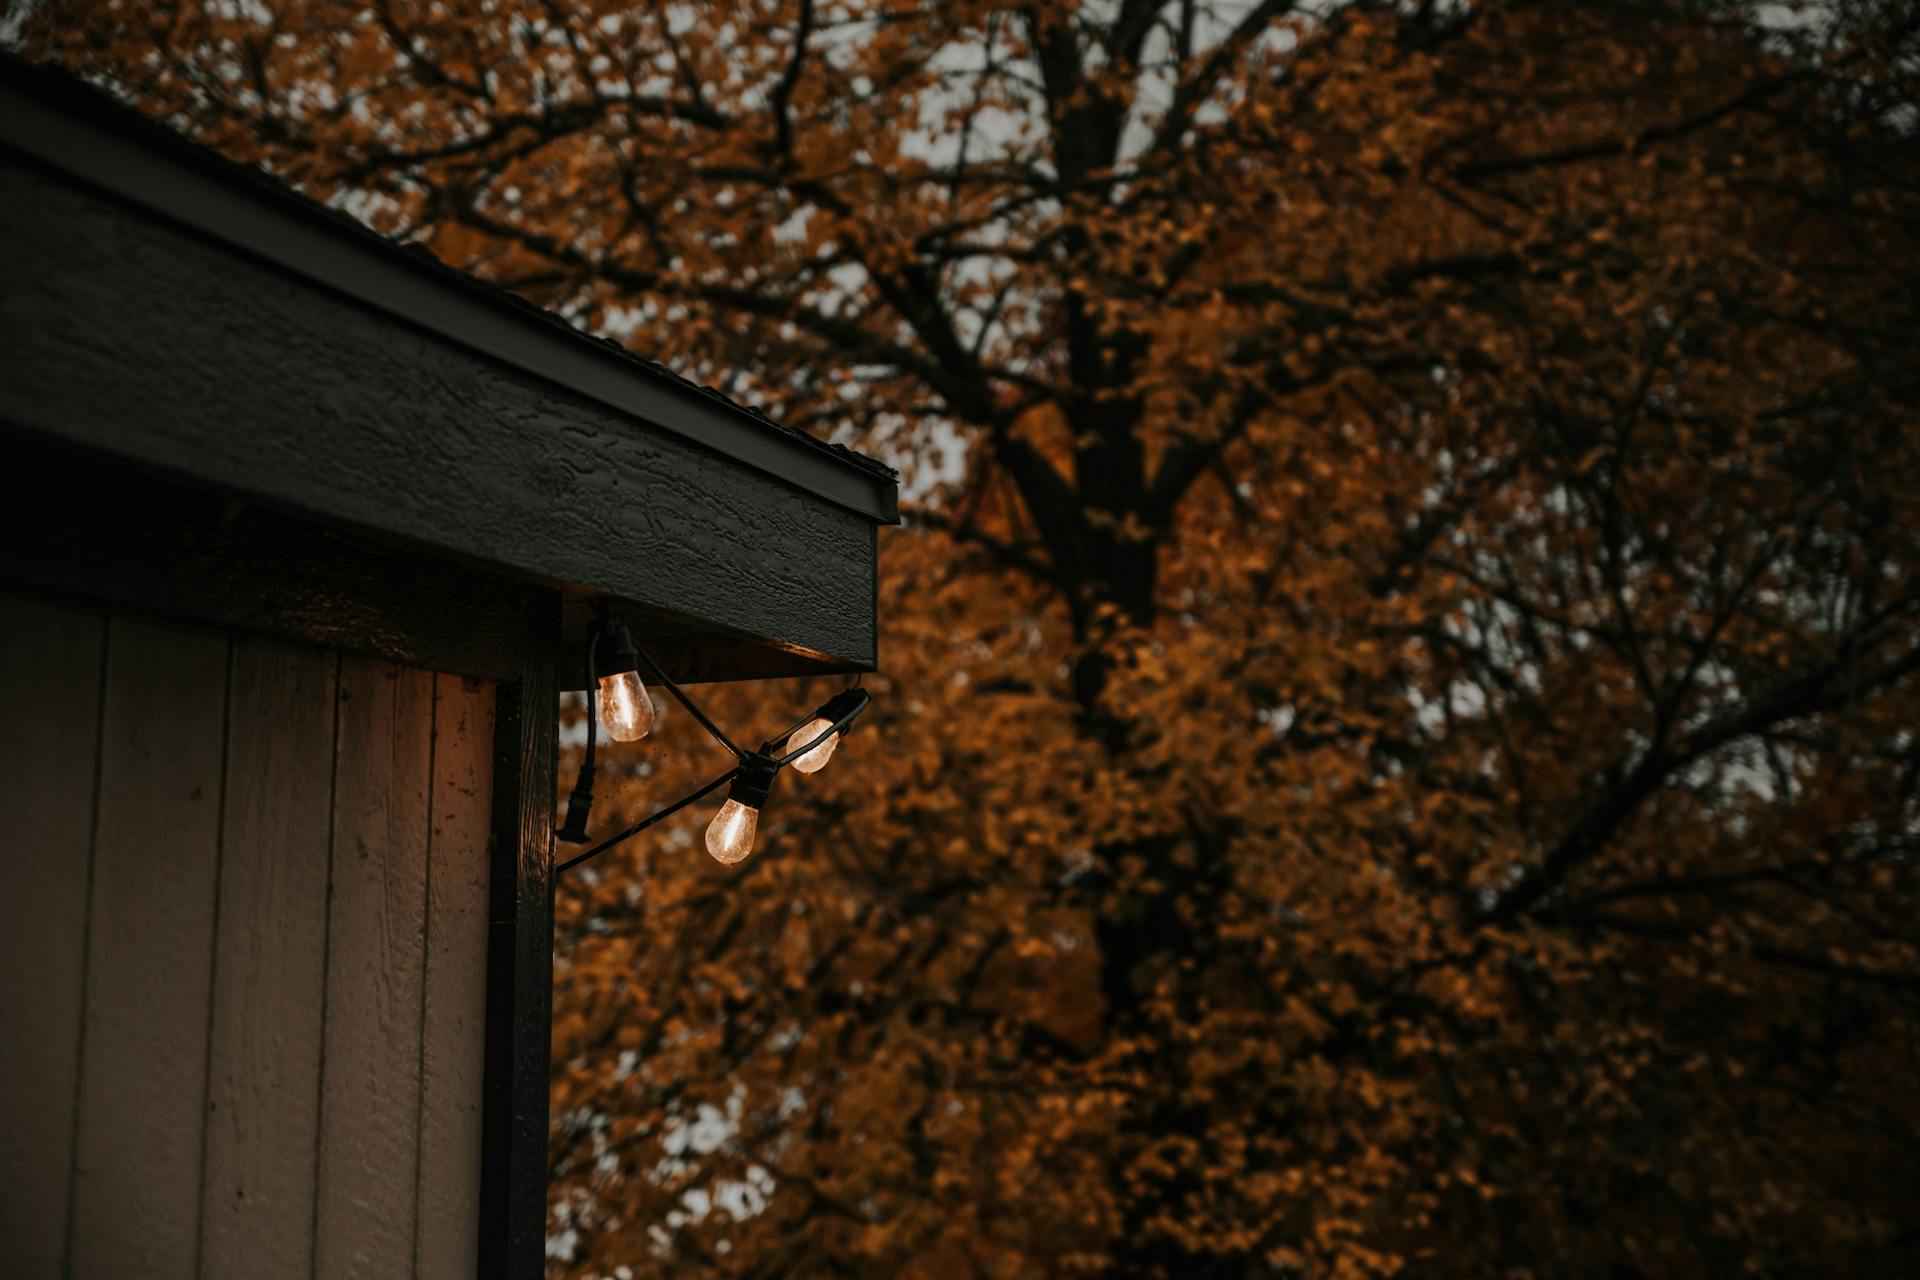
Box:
xmin=0 ymin=587 xmax=496 ymax=1279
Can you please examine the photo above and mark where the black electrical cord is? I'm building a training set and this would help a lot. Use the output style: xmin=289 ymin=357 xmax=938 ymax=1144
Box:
xmin=555 ymin=627 xmax=604 ymax=844
xmin=558 ymin=685 xmax=871 ymax=877
xmin=769 ymin=687 xmax=871 ymax=768
xmin=556 ymin=764 xmax=743 ymax=876
xmin=557 ymin=683 xmax=872 ymax=877
xmin=581 ymin=626 xmax=602 ymax=774
xmin=556 ymin=609 xmax=875 ymax=877
xmin=633 ymin=643 xmax=747 ymax=761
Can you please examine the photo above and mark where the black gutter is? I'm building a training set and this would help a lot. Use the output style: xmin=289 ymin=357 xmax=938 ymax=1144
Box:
xmin=0 ymin=54 xmax=899 ymax=524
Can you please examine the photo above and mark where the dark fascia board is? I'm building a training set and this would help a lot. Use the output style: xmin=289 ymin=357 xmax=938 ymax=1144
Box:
xmin=4 ymin=150 xmax=880 ymax=674
xmin=0 ymin=54 xmax=899 ymax=525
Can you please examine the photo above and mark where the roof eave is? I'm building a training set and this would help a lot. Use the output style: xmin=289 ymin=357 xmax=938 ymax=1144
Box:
xmin=0 ymin=55 xmax=900 ymax=525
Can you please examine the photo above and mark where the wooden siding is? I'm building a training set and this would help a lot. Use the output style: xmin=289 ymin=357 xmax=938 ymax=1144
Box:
xmin=0 ymin=588 xmax=495 ymax=1279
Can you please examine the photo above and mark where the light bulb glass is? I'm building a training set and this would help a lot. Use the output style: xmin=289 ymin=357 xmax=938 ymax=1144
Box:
xmin=785 ymin=716 xmax=839 ymax=774
xmin=597 ymin=671 xmax=654 ymax=742
xmin=706 ymin=798 xmax=758 ymax=864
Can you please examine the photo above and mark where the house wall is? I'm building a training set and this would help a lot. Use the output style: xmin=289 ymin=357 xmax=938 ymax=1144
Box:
xmin=0 ymin=585 xmax=495 ymax=1279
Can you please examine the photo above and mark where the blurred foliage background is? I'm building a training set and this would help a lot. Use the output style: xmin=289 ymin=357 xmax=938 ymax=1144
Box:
xmin=23 ymin=1 xmax=1920 ymax=1274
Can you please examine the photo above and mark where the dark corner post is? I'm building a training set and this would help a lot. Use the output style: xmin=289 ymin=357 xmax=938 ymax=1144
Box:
xmin=480 ymin=588 xmax=560 ymax=1279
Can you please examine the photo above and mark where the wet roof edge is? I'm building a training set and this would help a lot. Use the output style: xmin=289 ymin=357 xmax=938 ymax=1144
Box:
xmin=0 ymin=55 xmax=900 ymax=525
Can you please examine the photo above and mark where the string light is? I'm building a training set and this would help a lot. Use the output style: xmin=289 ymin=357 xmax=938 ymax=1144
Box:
xmin=592 ymin=618 xmax=654 ymax=743
xmin=706 ymin=753 xmax=777 ymax=864
xmin=782 ymin=717 xmax=838 ymax=773
xmin=556 ymin=607 xmax=873 ymax=875
xmin=775 ymin=689 xmax=867 ymax=776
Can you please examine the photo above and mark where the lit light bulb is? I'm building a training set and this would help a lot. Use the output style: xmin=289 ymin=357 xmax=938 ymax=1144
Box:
xmin=784 ymin=716 xmax=839 ymax=774
xmin=598 ymin=670 xmax=654 ymax=742
xmin=706 ymin=798 xmax=759 ymax=864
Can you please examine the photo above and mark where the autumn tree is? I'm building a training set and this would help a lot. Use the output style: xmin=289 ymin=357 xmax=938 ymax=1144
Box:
xmin=25 ymin=0 xmax=1920 ymax=1274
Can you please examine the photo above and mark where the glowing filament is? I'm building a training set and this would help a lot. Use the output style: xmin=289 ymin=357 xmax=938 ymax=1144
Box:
xmin=706 ymin=798 xmax=759 ymax=864
xmin=598 ymin=671 xmax=654 ymax=743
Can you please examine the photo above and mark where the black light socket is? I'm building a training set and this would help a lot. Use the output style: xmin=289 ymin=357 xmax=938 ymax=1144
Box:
xmin=811 ymin=688 xmax=870 ymax=732
xmin=727 ymin=752 xmax=779 ymax=811
xmin=594 ymin=617 xmax=641 ymax=680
